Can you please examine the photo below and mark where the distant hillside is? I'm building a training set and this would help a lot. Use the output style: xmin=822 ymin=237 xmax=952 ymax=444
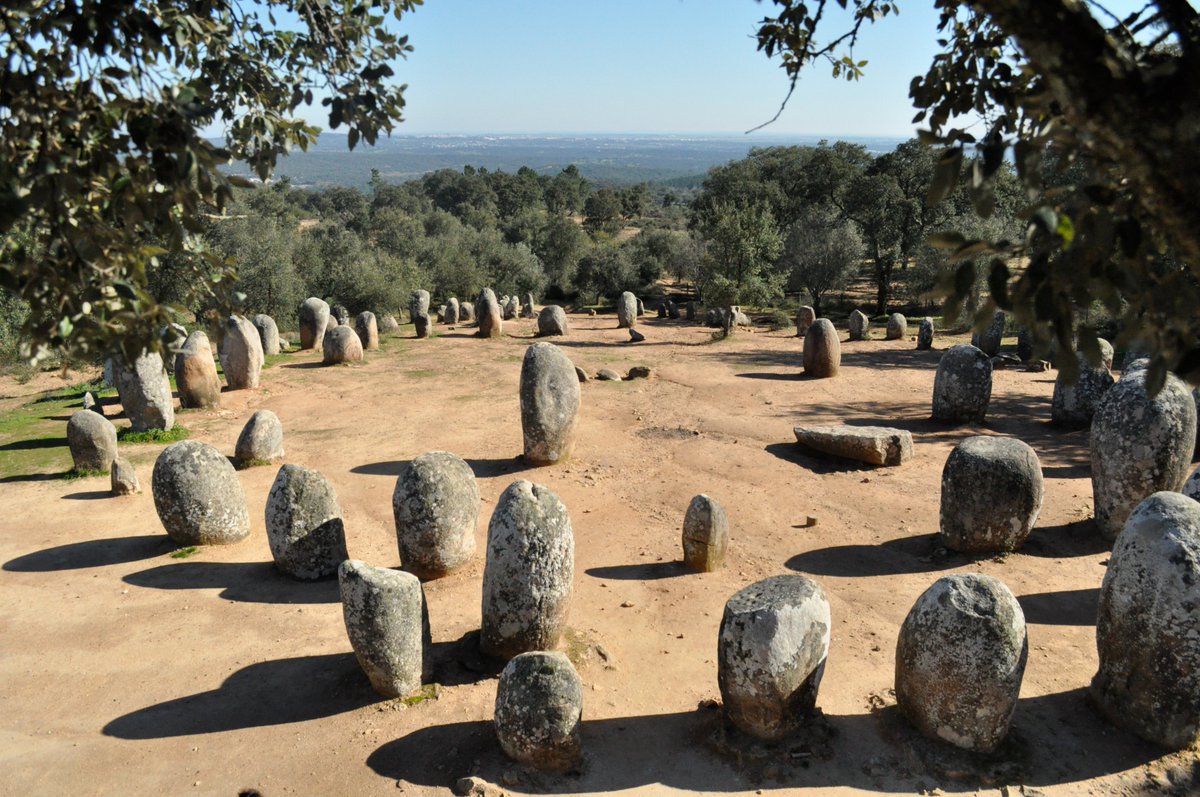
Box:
xmin=224 ymin=133 xmax=908 ymax=189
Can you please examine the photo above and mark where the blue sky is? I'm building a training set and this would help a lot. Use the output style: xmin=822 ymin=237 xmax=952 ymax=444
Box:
xmin=370 ymin=0 xmax=947 ymax=137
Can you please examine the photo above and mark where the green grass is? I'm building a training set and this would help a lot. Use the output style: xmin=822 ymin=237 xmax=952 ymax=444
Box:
xmin=0 ymin=379 xmax=112 ymax=480
xmin=118 ymin=425 xmax=190 ymax=444
xmin=63 ymin=467 xmax=109 ymax=481
xmin=170 ymin=546 xmax=199 ymax=559
xmin=234 ymin=457 xmax=272 ymax=470
xmin=399 ymin=684 xmax=439 ymax=707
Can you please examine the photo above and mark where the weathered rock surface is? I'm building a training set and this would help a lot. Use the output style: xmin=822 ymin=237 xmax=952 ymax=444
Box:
xmin=265 ymin=464 xmax=349 ymax=579
xmin=1092 ymin=491 xmax=1200 ymax=749
xmin=1184 ymin=463 xmax=1200 ymax=501
xmin=971 ymin=311 xmax=1006 ymax=357
xmin=82 ymin=391 xmax=102 ymax=416
xmin=932 ymin=344 xmax=992 ymax=423
xmin=520 ymin=343 xmax=580 ymax=466
xmin=476 ymin=288 xmax=503 ymax=338
xmin=795 ymin=306 xmax=816 ymax=337
xmin=1051 ymin=352 xmax=1115 ymax=428
xmin=616 ymin=292 xmax=637 ymax=328
xmin=152 ymin=441 xmax=249 ymax=545
xmin=409 ymin=290 xmax=431 ymax=322
xmin=67 ymin=410 xmax=117 ymax=471
xmin=328 ymin=304 xmax=348 ymax=326
xmin=110 ymin=457 xmax=140 ymax=495
xmin=793 ymin=424 xmax=912 ymax=466
xmin=939 ymin=436 xmax=1043 ymax=552
xmin=413 ymin=312 xmax=432 ymax=339
xmin=299 ymin=297 xmax=331 ymax=350
xmin=596 ymin=369 xmax=621 ymax=381
xmin=682 ymin=494 xmax=728 ymax=572
xmin=460 ymin=301 xmax=474 ymax=322
xmin=522 ymin=293 xmax=536 ymax=318
xmin=848 ymin=309 xmax=870 ymax=341
xmin=323 ymin=325 xmax=364 ymax=364
xmin=480 ymin=481 xmax=574 ymax=660
xmin=1016 ymin=327 xmax=1035 ymax=361
xmin=220 ymin=315 xmax=264 ymax=390
xmin=379 ymin=314 xmax=400 ymax=333
xmin=718 ymin=575 xmax=830 ymax=741
xmin=886 ymin=313 xmax=907 ymax=340
xmin=1091 ymin=368 xmax=1196 ymax=539
xmin=917 ymin=317 xmax=934 ymax=350
xmin=234 ymin=409 xmax=285 ymax=464
xmin=494 ymin=651 xmax=583 ymax=771
xmin=537 ymin=305 xmax=568 ymax=337
xmin=174 ymin=331 xmax=222 ymax=410
xmin=444 ymin=298 xmax=460 ymax=325
xmin=895 ymin=573 xmax=1027 ymax=753
xmin=802 ymin=318 xmax=841 ymax=378
xmin=114 ymin=351 xmax=175 ymax=432
xmin=339 ymin=559 xmax=431 ymax=698
xmin=504 ymin=296 xmax=520 ymax=320
xmin=628 ymin=328 xmax=645 ymax=343
xmin=574 ymin=366 xmax=589 ymax=383
xmin=393 ymin=451 xmax=479 ymax=580
xmin=355 ymin=311 xmax=380 ymax=350
xmin=253 ymin=314 xmax=281 ymax=356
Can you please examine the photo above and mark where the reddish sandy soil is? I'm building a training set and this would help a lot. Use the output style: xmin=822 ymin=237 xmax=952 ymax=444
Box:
xmin=1 ymin=312 xmax=1198 ymax=797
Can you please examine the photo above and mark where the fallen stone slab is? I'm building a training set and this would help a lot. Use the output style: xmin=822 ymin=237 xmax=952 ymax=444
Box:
xmin=793 ymin=424 xmax=913 ymax=466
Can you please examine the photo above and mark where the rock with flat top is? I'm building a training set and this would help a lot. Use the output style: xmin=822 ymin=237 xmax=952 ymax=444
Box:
xmin=793 ymin=424 xmax=912 ymax=466
xmin=932 ymin=344 xmax=992 ymax=423
xmin=339 ymin=559 xmax=431 ymax=698
xmin=617 ymin=292 xmax=637 ymax=328
xmin=299 ymin=297 xmax=330 ymax=350
xmin=265 ymin=464 xmax=348 ymax=579
xmin=939 ymin=436 xmax=1043 ymax=552
xmin=114 ymin=350 xmax=175 ymax=432
xmin=67 ymin=410 xmax=117 ymax=471
xmin=110 ymin=457 xmax=140 ymax=495
xmin=682 ymin=494 xmax=728 ymax=572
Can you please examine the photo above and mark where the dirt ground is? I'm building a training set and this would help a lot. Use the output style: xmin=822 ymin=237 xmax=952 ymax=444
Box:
xmin=1 ymin=311 xmax=1197 ymax=797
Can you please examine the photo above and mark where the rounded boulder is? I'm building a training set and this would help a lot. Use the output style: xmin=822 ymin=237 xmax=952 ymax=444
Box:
xmin=67 ymin=410 xmax=117 ymax=472
xmin=848 ymin=309 xmax=870 ymax=341
xmin=939 ymin=436 xmax=1044 ymax=553
xmin=175 ymin=331 xmax=222 ymax=409
xmin=616 ymin=291 xmax=637 ymax=329
xmin=537 ymin=305 xmax=568 ymax=337
xmin=494 ymin=651 xmax=583 ymax=772
xmin=151 ymin=441 xmax=249 ymax=545
xmin=220 ymin=314 xmax=264 ymax=390
xmin=323 ymin=325 xmax=364 ymax=365
xmin=298 ymin=297 xmax=330 ymax=350
xmin=802 ymin=318 xmax=841 ymax=378
xmin=932 ymin=344 xmax=992 ymax=423
xmin=265 ymin=464 xmax=349 ymax=580
xmin=355 ymin=311 xmax=379 ymax=350
xmin=234 ymin=409 xmax=285 ymax=464
xmin=520 ymin=342 xmax=581 ymax=466
xmin=476 ymin=288 xmax=503 ymax=338
xmin=339 ymin=560 xmax=432 ymax=698
xmin=393 ymin=451 xmax=480 ymax=580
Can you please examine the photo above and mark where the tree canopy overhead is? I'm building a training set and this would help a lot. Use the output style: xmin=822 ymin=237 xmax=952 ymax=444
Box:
xmin=0 ymin=0 xmax=420 ymax=363
xmin=756 ymin=0 xmax=1200 ymax=388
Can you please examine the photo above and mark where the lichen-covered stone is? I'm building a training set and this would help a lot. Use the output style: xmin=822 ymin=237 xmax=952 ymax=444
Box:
xmin=379 ymin=313 xmax=400 ymax=333
xmin=355 ymin=311 xmax=379 ymax=350
xmin=393 ymin=451 xmax=479 ymax=580
xmin=718 ymin=575 xmax=830 ymax=741
xmin=504 ymin=296 xmax=520 ymax=320
xmin=409 ymin=290 xmax=431 ymax=322
xmin=682 ymin=494 xmax=728 ymax=572
xmin=1091 ymin=369 xmax=1196 ymax=539
xmin=234 ymin=409 xmax=284 ymax=464
xmin=443 ymin=298 xmax=460 ymax=325
xmin=220 ymin=315 xmax=264 ymax=390
xmin=793 ymin=424 xmax=912 ymax=466
xmin=971 ymin=311 xmax=1006 ymax=357
xmin=323 ymin=325 xmax=364 ymax=365
xmin=339 ymin=560 xmax=431 ymax=698
xmin=917 ymin=317 xmax=934 ymax=350
xmin=110 ymin=457 xmax=140 ymax=495
xmin=480 ymin=481 xmax=574 ymax=660
xmin=253 ymin=314 xmax=281 ymax=356
xmin=1051 ymin=352 xmax=1115 ymax=428
xmin=114 ymin=350 xmax=175 ymax=432
xmin=152 ymin=441 xmax=249 ymax=545
xmin=299 ymin=297 xmax=330 ymax=350
xmin=522 ymin=293 xmax=536 ymax=318
xmin=477 ymin=288 xmax=503 ymax=338
xmin=174 ymin=331 xmax=222 ymax=410
xmin=1092 ymin=492 xmax=1200 ymax=749
xmin=67 ymin=410 xmax=117 ymax=471
xmin=895 ymin=574 xmax=1027 ymax=753
xmin=886 ymin=313 xmax=907 ymax=340
xmin=803 ymin=318 xmax=841 ymax=379
xmin=939 ymin=436 xmax=1043 ymax=552
xmin=616 ymin=291 xmax=637 ymax=328
xmin=460 ymin=301 xmax=474 ymax=322
xmin=932 ymin=344 xmax=992 ymax=423
xmin=537 ymin=306 xmax=568 ymax=337
xmin=520 ymin=343 xmax=580 ymax=466
xmin=329 ymin=304 xmax=349 ymax=326
xmin=494 ymin=651 xmax=583 ymax=771
xmin=265 ymin=464 xmax=348 ymax=579
xmin=848 ymin=309 xmax=870 ymax=341
xmin=413 ymin=312 xmax=432 ymax=339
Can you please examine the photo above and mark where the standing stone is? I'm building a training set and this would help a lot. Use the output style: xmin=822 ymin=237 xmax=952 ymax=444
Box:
xmin=265 ymin=464 xmax=349 ymax=580
xmin=848 ymin=309 xmax=870 ymax=341
xmin=636 ymin=296 xmax=645 ymax=317
xmin=480 ymin=481 xmax=574 ymax=660
xmin=885 ymin=313 xmax=907 ymax=340
xmin=667 ymin=300 xmax=680 ymax=320
xmin=939 ymin=436 xmax=1044 ymax=552
xmin=917 ymin=317 xmax=935 ymax=350
xmin=1092 ymin=492 xmax=1200 ymax=749
xmin=795 ymin=306 xmax=816 ymax=337
xmin=460 ymin=301 xmax=474 ymax=322
xmin=114 ymin=350 xmax=175 ymax=432
xmin=330 ymin=304 xmax=350 ymax=326
xmin=932 ymin=344 xmax=992 ymax=423
xmin=110 ymin=457 xmax=140 ymax=495
xmin=354 ymin=311 xmax=380 ymax=350
xmin=413 ymin=312 xmax=432 ymax=339
xmin=504 ymin=296 xmax=520 ymax=320
xmin=657 ymin=301 xmax=668 ymax=319
xmin=392 ymin=451 xmax=479 ymax=580
xmin=895 ymin=574 xmax=1027 ymax=753
xmin=520 ymin=343 xmax=581 ymax=466
xmin=252 ymin=314 xmax=281 ymax=356
xmin=1091 ymin=368 xmax=1196 ymax=539
xmin=175 ymin=331 xmax=223 ymax=410
xmin=323 ymin=326 xmax=364 ymax=365
xmin=379 ymin=313 xmax=400 ymax=334
xmin=537 ymin=306 xmax=568 ymax=337
xmin=494 ymin=652 xmax=583 ymax=772
xmin=718 ymin=575 xmax=830 ymax=741
xmin=161 ymin=323 xmax=188 ymax=373
xmin=151 ymin=441 xmax=249 ymax=545
xmin=972 ymin=310 xmax=1006 ymax=356
xmin=522 ymin=293 xmax=536 ymax=318
xmin=575 ymin=366 xmax=589 ymax=383
xmin=67 ymin=410 xmax=118 ymax=472
xmin=1016 ymin=327 xmax=1035 ymax=361
xmin=476 ymin=288 xmax=503 ymax=338
xmin=339 ymin=559 xmax=431 ymax=698
xmin=803 ymin=318 xmax=841 ymax=379
xmin=326 ymin=314 xmax=339 ymax=329
xmin=721 ymin=307 xmax=736 ymax=338
xmin=220 ymin=315 xmax=265 ymax=390
xmin=616 ymin=292 xmax=637 ymax=329
xmin=437 ymin=304 xmax=448 ymax=323
xmin=234 ymin=409 xmax=285 ymax=464
xmin=299 ymin=297 xmax=331 ymax=350
xmin=686 ymin=301 xmax=696 ymax=322
xmin=444 ymin=298 xmax=460 ymax=325
xmin=409 ymin=290 xmax=431 ymax=322
xmin=682 ymin=494 xmax=728 ymax=572
xmin=1051 ymin=352 xmax=1115 ymax=428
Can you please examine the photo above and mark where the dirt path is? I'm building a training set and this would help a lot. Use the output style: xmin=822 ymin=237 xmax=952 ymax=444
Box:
xmin=0 ymin=313 xmax=1195 ymax=796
